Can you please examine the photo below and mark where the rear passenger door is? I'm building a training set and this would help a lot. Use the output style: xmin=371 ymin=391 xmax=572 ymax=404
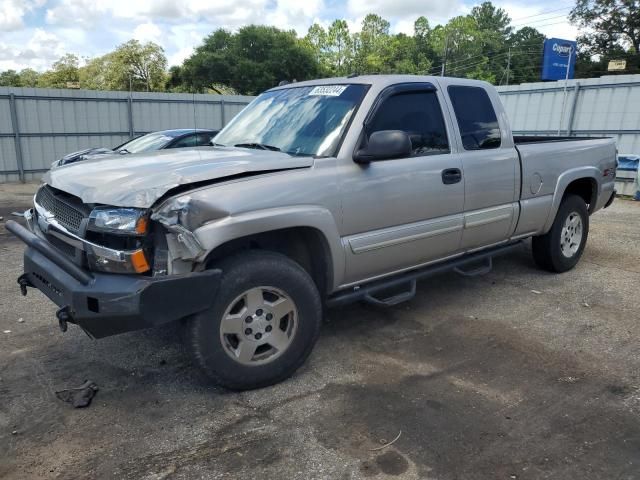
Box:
xmin=446 ymin=85 xmax=519 ymax=250
xmin=340 ymin=83 xmax=465 ymax=285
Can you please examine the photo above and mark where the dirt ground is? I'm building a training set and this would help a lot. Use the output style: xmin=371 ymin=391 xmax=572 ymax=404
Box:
xmin=1 ymin=183 xmax=639 ymax=480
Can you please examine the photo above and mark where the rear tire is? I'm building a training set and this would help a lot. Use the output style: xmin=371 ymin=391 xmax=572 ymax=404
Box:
xmin=532 ymin=194 xmax=589 ymax=273
xmin=187 ymin=251 xmax=322 ymax=390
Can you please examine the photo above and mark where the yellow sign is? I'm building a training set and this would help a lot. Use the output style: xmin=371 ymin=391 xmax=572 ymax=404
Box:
xmin=607 ymin=60 xmax=627 ymax=71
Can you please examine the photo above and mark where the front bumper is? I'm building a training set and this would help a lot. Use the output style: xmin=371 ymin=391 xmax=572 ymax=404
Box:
xmin=6 ymin=220 xmax=220 ymax=338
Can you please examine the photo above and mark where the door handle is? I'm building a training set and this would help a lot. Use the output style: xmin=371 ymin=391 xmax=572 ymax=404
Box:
xmin=442 ymin=168 xmax=462 ymax=185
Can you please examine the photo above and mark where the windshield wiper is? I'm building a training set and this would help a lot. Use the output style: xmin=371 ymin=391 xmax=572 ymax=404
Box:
xmin=234 ymin=142 xmax=281 ymax=152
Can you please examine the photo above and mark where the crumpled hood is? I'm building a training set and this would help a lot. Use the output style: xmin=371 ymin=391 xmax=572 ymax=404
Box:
xmin=44 ymin=147 xmax=314 ymax=208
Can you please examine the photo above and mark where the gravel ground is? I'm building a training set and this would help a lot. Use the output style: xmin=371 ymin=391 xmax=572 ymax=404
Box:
xmin=1 ymin=184 xmax=639 ymax=480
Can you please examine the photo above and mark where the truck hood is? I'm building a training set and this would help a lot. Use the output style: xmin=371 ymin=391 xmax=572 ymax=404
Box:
xmin=44 ymin=147 xmax=314 ymax=208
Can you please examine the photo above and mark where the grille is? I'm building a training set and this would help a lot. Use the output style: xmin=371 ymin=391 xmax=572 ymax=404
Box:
xmin=35 ymin=185 xmax=88 ymax=234
xmin=45 ymin=232 xmax=77 ymax=257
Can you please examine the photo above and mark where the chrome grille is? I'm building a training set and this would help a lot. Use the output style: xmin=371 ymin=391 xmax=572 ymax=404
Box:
xmin=35 ymin=185 xmax=88 ymax=234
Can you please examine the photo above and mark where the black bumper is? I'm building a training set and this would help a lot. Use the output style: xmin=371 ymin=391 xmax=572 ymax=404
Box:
xmin=7 ymin=220 xmax=220 ymax=338
xmin=604 ymin=189 xmax=616 ymax=208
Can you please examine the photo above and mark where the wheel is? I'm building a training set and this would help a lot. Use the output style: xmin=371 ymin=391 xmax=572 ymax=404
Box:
xmin=532 ymin=194 xmax=589 ymax=273
xmin=187 ymin=251 xmax=322 ymax=390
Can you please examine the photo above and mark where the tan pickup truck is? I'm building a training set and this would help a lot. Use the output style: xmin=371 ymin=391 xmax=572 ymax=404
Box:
xmin=8 ymin=75 xmax=617 ymax=389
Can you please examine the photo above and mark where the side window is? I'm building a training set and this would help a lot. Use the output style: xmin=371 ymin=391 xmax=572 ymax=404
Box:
xmin=196 ymin=133 xmax=215 ymax=146
xmin=448 ymin=86 xmax=501 ymax=150
xmin=367 ymin=91 xmax=449 ymax=156
xmin=169 ymin=134 xmax=198 ymax=148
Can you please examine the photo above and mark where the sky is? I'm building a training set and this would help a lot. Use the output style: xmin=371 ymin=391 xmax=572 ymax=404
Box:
xmin=0 ymin=0 xmax=580 ymax=72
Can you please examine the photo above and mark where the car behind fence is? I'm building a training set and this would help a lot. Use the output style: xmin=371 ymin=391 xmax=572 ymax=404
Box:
xmin=0 ymin=88 xmax=253 ymax=182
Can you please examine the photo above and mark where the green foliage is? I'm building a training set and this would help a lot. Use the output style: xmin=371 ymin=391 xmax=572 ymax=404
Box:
xmin=0 ymin=68 xmax=41 ymax=87
xmin=0 ymin=70 xmax=21 ymax=87
xmin=570 ymin=0 xmax=640 ymax=75
xmin=570 ymin=0 xmax=640 ymax=54
xmin=2 ymin=1 xmax=638 ymax=93
xmin=36 ymin=53 xmax=80 ymax=88
xmin=179 ymin=25 xmax=319 ymax=95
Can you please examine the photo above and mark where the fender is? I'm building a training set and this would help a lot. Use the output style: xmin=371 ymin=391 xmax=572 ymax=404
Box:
xmin=192 ymin=206 xmax=345 ymax=290
xmin=542 ymin=166 xmax=600 ymax=233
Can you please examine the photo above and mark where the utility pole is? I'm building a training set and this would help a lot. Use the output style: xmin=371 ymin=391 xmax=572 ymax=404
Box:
xmin=441 ymin=36 xmax=449 ymax=76
xmin=505 ymin=48 xmax=511 ymax=86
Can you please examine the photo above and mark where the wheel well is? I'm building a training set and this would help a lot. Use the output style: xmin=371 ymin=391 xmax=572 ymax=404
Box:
xmin=563 ymin=178 xmax=597 ymax=212
xmin=204 ymin=227 xmax=333 ymax=296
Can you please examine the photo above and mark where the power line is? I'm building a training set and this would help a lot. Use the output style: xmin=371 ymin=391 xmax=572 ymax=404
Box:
xmin=511 ymin=14 xmax=571 ymax=29
xmin=440 ymin=49 xmax=543 ymax=75
xmin=510 ymin=5 xmax=574 ymax=23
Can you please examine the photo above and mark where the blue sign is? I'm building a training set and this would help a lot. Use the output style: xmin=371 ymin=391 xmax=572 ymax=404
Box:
xmin=541 ymin=38 xmax=577 ymax=81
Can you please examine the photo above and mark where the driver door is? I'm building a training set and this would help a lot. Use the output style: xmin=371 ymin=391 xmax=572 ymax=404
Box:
xmin=340 ymin=83 xmax=465 ymax=285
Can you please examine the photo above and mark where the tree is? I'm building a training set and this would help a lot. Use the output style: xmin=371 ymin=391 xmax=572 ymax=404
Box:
xmin=77 ymin=40 xmax=168 ymax=91
xmin=0 ymin=70 xmax=21 ymax=86
xmin=111 ymin=40 xmax=167 ymax=91
xmin=506 ymin=27 xmax=546 ymax=84
xmin=471 ymin=1 xmax=512 ymax=37
xmin=18 ymin=68 xmax=39 ymax=87
xmin=432 ymin=16 xmax=496 ymax=82
xmin=179 ymin=26 xmax=319 ymax=94
xmin=305 ymin=23 xmax=328 ymax=65
xmin=327 ymin=20 xmax=353 ymax=75
xmin=353 ymin=14 xmax=392 ymax=73
xmin=570 ymin=0 xmax=640 ymax=55
xmin=470 ymin=2 xmax=513 ymax=82
xmin=79 ymin=54 xmax=111 ymax=90
xmin=37 ymin=54 xmax=80 ymax=88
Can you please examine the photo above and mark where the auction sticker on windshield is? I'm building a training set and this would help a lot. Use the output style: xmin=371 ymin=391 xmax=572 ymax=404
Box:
xmin=309 ymin=85 xmax=348 ymax=96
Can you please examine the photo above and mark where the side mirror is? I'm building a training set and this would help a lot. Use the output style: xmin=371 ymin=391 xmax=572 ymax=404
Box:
xmin=354 ymin=130 xmax=412 ymax=163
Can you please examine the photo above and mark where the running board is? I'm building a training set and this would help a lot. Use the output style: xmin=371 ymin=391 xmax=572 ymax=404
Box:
xmin=364 ymin=280 xmax=416 ymax=307
xmin=454 ymin=257 xmax=492 ymax=277
xmin=326 ymin=241 xmax=523 ymax=308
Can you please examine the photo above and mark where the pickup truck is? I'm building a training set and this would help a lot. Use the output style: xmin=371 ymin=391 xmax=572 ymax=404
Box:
xmin=7 ymin=75 xmax=617 ymax=390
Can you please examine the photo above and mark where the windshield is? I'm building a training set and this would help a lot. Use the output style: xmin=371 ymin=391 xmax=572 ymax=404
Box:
xmin=116 ymin=133 xmax=174 ymax=153
xmin=214 ymin=84 xmax=368 ymax=157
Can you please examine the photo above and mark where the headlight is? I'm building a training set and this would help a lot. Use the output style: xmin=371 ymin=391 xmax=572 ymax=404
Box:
xmin=89 ymin=207 xmax=149 ymax=235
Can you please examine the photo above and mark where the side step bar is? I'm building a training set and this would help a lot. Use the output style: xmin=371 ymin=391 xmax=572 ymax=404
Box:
xmin=326 ymin=241 xmax=523 ymax=308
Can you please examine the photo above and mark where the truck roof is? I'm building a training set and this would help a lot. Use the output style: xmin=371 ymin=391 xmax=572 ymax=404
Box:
xmin=269 ymin=74 xmax=492 ymax=92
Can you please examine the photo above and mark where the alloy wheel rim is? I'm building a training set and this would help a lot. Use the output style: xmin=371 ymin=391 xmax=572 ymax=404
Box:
xmin=219 ymin=286 xmax=297 ymax=366
xmin=560 ymin=212 xmax=583 ymax=258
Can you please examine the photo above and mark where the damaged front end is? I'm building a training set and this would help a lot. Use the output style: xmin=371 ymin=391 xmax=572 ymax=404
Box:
xmin=150 ymin=194 xmax=219 ymax=275
xmin=7 ymin=184 xmax=221 ymax=338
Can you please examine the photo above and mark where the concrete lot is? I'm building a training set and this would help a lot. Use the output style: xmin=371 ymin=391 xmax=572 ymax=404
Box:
xmin=1 ymin=183 xmax=639 ymax=480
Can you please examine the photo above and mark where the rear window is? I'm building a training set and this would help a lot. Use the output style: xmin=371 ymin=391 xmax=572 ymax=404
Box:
xmin=448 ymin=86 xmax=501 ymax=150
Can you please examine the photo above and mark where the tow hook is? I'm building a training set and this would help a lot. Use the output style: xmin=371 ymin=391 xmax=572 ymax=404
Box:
xmin=17 ymin=273 xmax=33 ymax=296
xmin=56 ymin=306 xmax=72 ymax=333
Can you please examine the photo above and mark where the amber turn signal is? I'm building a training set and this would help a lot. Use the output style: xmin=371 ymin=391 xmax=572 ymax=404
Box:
xmin=135 ymin=216 xmax=149 ymax=235
xmin=130 ymin=249 xmax=150 ymax=273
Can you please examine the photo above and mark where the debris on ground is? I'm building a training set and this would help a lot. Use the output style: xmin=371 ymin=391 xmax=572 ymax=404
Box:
xmin=583 ymin=302 xmax=590 ymax=308
xmin=55 ymin=380 xmax=99 ymax=408
xmin=369 ymin=430 xmax=402 ymax=451
xmin=531 ymin=290 xmax=542 ymax=295
xmin=17 ymin=318 xmax=24 ymax=323
xmin=3 ymin=330 xmax=11 ymax=334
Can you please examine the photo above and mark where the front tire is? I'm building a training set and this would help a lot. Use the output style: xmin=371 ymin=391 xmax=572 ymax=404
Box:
xmin=187 ymin=251 xmax=322 ymax=390
xmin=532 ymin=194 xmax=589 ymax=273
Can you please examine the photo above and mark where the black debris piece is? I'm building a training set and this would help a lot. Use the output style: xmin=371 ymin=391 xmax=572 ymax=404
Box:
xmin=55 ymin=380 xmax=99 ymax=408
